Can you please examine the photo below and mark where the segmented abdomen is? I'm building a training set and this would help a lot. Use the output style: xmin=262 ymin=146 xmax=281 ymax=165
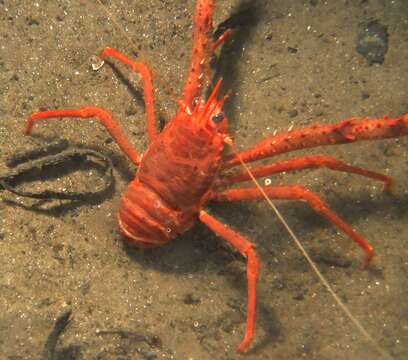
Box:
xmin=118 ymin=116 xmax=224 ymax=247
xmin=118 ymin=179 xmax=196 ymax=247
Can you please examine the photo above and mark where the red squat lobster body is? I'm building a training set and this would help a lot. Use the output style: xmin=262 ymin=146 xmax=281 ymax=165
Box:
xmin=24 ymin=0 xmax=408 ymax=353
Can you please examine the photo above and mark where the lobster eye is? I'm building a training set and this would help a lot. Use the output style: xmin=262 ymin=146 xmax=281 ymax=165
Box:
xmin=212 ymin=112 xmax=224 ymax=123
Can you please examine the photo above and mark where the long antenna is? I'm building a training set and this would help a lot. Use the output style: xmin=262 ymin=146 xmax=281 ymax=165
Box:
xmin=231 ymin=144 xmax=393 ymax=360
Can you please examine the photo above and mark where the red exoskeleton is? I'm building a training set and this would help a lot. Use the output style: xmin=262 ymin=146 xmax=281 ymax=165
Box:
xmin=24 ymin=0 xmax=408 ymax=353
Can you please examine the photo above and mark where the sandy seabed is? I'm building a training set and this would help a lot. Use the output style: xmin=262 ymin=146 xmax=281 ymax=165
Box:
xmin=1 ymin=1 xmax=407 ymax=359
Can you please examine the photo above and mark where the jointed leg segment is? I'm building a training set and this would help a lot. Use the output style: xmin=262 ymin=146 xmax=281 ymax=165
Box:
xmin=25 ymin=48 xmax=159 ymax=165
xmin=25 ymin=106 xmax=141 ymax=165
xmin=210 ymin=185 xmax=373 ymax=267
xmin=217 ymin=154 xmax=392 ymax=192
xmin=199 ymin=210 xmax=260 ymax=353
xmin=223 ymin=115 xmax=408 ymax=169
xmin=100 ymin=47 xmax=158 ymax=141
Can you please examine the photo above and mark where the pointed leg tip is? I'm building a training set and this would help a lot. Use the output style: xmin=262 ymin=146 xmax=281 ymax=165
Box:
xmin=236 ymin=338 xmax=251 ymax=354
xmin=362 ymin=251 xmax=374 ymax=269
xmin=24 ymin=121 xmax=33 ymax=135
xmin=382 ymin=179 xmax=394 ymax=194
xmin=99 ymin=47 xmax=111 ymax=59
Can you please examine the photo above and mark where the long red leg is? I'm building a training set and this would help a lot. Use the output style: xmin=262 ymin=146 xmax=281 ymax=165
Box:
xmin=25 ymin=106 xmax=140 ymax=165
xmin=210 ymin=185 xmax=373 ymax=267
xmin=223 ymin=114 xmax=408 ymax=168
xmin=216 ymin=154 xmax=392 ymax=191
xmin=199 ymin=210 xmax=260 ymax=353
xmin=100 ymin=47 xmax=157 ymax=141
